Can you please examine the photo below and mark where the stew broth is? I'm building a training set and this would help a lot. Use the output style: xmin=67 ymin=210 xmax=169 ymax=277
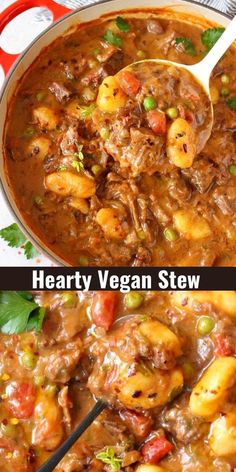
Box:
xmin=4 ymin=13 xmax=236 ymax=266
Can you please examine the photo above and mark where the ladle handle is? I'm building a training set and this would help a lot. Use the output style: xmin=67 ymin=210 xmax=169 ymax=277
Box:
xmin=191 ymin=14 xmax=236 ymax=90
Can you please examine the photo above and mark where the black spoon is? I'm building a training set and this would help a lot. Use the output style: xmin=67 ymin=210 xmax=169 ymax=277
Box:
xmin=38 ymin=399 xmax=107 ymax=472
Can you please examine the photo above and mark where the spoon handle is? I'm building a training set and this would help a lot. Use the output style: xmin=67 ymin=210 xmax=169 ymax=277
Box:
xmin=191 ymin=14 xmax=236 ymax=89
xmin=37 ymin=399 xmax=106 ymax=472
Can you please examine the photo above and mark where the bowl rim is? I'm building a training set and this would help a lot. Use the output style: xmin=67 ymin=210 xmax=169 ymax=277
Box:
xmin=0 ymin=0 xmax=232 ymax=267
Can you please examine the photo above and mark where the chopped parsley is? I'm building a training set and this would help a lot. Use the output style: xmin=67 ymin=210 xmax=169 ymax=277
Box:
xmin=116 ymin=16 xmax=131 ymax=33
xmin=72 ymin=145 xmax=84 ymax=172
xmin=79 ymin=103 xmax=96 ymax=119
xmin=103 ymin=30 xmax=122 ymax=48
xmin=227 ymin=96 xmax=236 ymax=110
xmin=0 ymin=223 xmax=39 ymax=259
xmin=175 ymin=37 xmax=197 ymax=56
xmin=201 ymin=27 xmax=225 ymax=51
xmin=96 ymin=447 xmax=122 ymax=472
xmin=0 ymin=291 xmax=46 ymax=334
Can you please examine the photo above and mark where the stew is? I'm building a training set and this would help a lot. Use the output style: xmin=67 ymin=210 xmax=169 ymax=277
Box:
xmin=4 ymin=12 xmax=236 ymax=266
xmin=1 ymin=290 xmax=236 ymax=471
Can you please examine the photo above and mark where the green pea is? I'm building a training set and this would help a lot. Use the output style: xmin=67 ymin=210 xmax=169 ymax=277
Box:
xmin=124 ymin=292 xmax=144 ymax=309
xmin=78 ymin=255 xmax=89 ymax=266
xmin=21 ymin=350 xmax=37 ymax=370
xmin=93 ymin=48 xmax=101 ymax=56
xmin=92 ymin=164 xmax=103 ymax=177
xmin=100 ymin=127 xmax=110 ymax=140
xmin=182 ymin=362 xmax=195 ymax=379
xmin=34 ymin=375 xmax=45 ymax=387
xmin=197 ymin=316 xmax=215 ymax=336
xmin=164 ymin=227 xmax=178 ymax=242
xmin=45 ymin=384 xmax=57 ymax=396
xmin=137 ymin=229 xmax=146 ymax=240
xmin=137 ymin=50 xmax=146 ymax=58
xmin=221 ymin=74 xmax=230 ymax=84
xmin=229 ymin=165 xmax=236 ymax=176
xmin=36 ymin=90 xmax=46 ymax=102
xmin=221 ymin=87 xmax=229 ymax=97
xmin=23 ymin=127 xmax=35 ymax=137
xmin=143 ymin=96 xmax=157 ymax=111
xmin=166 ymin=107 xmax=179 ymax=120
xmin=61 ymin=292 xmax=77 ymax=307
xmin=33 ymin=195 xmax=43 ymax=206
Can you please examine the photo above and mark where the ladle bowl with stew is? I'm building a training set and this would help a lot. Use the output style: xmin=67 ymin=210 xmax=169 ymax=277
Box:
xmin=117 ymin=13 xmax=236 ymax=154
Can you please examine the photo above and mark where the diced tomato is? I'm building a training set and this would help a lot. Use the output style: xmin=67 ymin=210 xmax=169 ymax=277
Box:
xmin=214 ymin=333 xmax=233 ymax=357
xmin=147 ymin=110 xmax=167 ymax=135
xmin=119 ymin=71 xmax=141 ymax=97
xmin=120 ymin=409 xmax=153 ymax=439
xmin=91 ymin=292 xmax=119 ymax=331
xmin=6 ymin=381 xmax=36 ymax=419
xmin=141 ymin=436 xmax=173 ymax=464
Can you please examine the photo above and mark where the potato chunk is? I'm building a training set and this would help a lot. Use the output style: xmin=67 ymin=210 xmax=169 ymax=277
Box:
xmin=118 ymin=367 xmax=183 ymax=410
xmin=209 ymin=410 xmax=236 ymax=456
xmin=173 ymin=209 xmax=212 ymax=240
xmin=190 ymin=357 xmax=236 ymax=418
xmin=97 ymin=76 xmax=127 ymax=112
xmin=96 ymin=207 xmax=127 ymax=240
xmin=167 ymin=118 xmax=196 ymax=168
xmin=45 ymin=171 xmax=96 ymax=199
xmin=32 ymin=390 xmax=63 ymax=450
xmin=33 ymin=106 xmax=59 ymax=130
xmin=28 ymin=137 xmax=52 ymax=160
xmin=138 ymin=320 xmax=182 ymax=358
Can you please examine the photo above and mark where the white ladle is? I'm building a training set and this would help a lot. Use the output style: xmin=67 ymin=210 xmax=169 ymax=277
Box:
xmin=120 ymin=14 xmax=236 ymax=152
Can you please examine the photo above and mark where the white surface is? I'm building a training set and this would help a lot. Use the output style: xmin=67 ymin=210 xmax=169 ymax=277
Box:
xmin=0 ymin=0 xmax=234 ymax=266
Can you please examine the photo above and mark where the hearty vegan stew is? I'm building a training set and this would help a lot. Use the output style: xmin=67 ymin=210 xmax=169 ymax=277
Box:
xmin=1 ymin=290 xmax=236 ymax=471
xmin=4 ymin=11 xmax=236 ymax=266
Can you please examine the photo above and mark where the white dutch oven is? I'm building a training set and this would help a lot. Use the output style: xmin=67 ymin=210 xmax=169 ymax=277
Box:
xmin=0 ymin=0 xmax=232 ymax=266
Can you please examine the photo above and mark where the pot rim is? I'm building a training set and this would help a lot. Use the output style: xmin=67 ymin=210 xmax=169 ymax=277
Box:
xmin=0 ymin=0 xmax=232 ymax=267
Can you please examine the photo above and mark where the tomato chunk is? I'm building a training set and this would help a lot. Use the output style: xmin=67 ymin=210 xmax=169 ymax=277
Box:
xmin=147 ymin=110 xmax=167 ymax=135
xmin=141 ymin=436 xmax=173 ymax=463
xmin=6 ymin=381 xmax=36 ymax=419
xmin=91 ymin=292 xmax=119 ymax=331
xmin=119 ymin=71 xmax=141 ymax=97
xmin=120 ymin=409 xmax=153 ymax=438
xmin=214 ymin=333 xmax=233 ymax=357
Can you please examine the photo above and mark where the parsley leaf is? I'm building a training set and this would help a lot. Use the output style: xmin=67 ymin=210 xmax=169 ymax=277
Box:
xmin=24 ymin=241 xmax=39 ymax=260
xmin=103 ymin=30 xmax=122 ymax=48
xmin=0 ymin=292 xmax=46 ymax=334
xmin=201 ymin=27 xmax=225 ymax=51
xmin=227 ymin=96 xmax=236 ymax=110
xmin=96 ymin=447 xmax=122 ymax=472
xmin=79 ymin=103 xmax=96 ymax=119
xmin=116 ymin=16 xmax=130 ymax=33
xmin=0 ymin=223 xmax=26 ymax=248
xmin=0 ymin=223 xmax=39 ymax=259
xmin=175 ymin=37 xmax=197 ymax=56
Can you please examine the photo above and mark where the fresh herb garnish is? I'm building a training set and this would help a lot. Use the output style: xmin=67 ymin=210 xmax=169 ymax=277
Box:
xmin=0 ymin=291 xmax=46 ymax=334
xmin=57 ymin=164 xmax=67 ymax=172
xmin=79 ymin=103 xmax=96 ymax=119
xmin=201 ymin=27 xmax=225 ymax=51
xmin=116 ymin=16 xmax=130 ymax=33
xmin=0 ymin=223 xmax=39 ymax=260
xmin=103 ymin=30 xmax=122 ymax=48
xmin=227 ymin=96 xmax=236 ymax=110
xmin=96 ymin=447 xmax=122 ymax=472
xmin=175 ymin=37 xmax=197 ymax=56
xmin=72 ymin=145 xmax=84 ymax=172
